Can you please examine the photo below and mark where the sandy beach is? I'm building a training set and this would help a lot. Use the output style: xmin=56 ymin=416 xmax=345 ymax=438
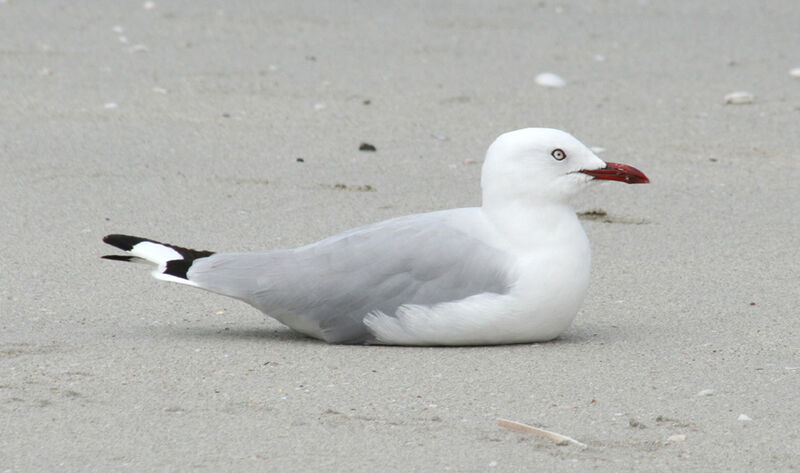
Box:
xmin=2 ymin=1 xmax=798 ymax=471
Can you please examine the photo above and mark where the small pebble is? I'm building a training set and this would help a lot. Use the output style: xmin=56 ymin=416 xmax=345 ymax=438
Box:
xmin=535 ymin=72 xmax=567 ymax=88
xmin=667 ymin=434 xmax=686 ymax=443
xmin=118 ymin=36 xmax=129 ymax=44
xmin=462 ymin=159 xmax=477 ymax=165
xmin=129 ymin=44 xmax=149 ymax=53
xmin=313 ymin=103 xmax=326 ymax=111
xmin=143 ymin=1 xmax=156 ymax=9
xmin=790 ymin=67 xmax=800 ymax=79
xmin=152 ymin=86 xmax=168 ymax=94
xmin=590 ymin=146 xmax=606 ymax=154
xmin=696 ymin=389 xmax=715 ymax=396
xmin=629 ymin=418 xmax=646 ymax=429
xmin=594 ymin=54 xmax=605 ymax=62
xmin=359 ymin=142 xmax=377 ymax=152
xmin=112 ymin=25 xmax=124 ymax=34
xmin=738 ymin=414 xmax=752 ymax=421
xmin=724 ymin=91 xmax=754 ymax=104
xmin=104 ymin=102 xmax=118 ymax=109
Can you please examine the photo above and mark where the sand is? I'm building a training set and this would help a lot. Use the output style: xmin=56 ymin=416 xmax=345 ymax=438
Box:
xmin=1 ymin=0 xmax=798 ymax=471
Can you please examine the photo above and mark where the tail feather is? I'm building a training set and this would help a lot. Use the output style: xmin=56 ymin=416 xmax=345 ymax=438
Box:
xmin=102 ymin=234 xmax=215 ymax=286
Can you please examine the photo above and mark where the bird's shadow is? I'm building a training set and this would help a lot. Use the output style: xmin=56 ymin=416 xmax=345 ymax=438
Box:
xmin=162 ymin=321 xmax=629 ymax=349
xmin=166 ymin=325 xmax=324 ymax=345
xmin=556 ymin=321 xmax=636 ymax=346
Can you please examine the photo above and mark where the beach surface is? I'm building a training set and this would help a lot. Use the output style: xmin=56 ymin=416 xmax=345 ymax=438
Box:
xmin=1 ymin=1 xmax=798 ymax=471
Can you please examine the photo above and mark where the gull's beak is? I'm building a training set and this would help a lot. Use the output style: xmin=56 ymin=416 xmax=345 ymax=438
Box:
xmin=581 ymin=162 xmax=649 ymax=184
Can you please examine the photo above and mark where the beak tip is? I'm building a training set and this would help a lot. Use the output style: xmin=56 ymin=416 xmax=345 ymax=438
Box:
xmin=582 ymin=162 xmax=649 ymax=184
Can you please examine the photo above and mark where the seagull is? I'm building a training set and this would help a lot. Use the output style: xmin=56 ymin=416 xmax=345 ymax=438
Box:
xmin=102 ymin=128 xmax=648 ymax=345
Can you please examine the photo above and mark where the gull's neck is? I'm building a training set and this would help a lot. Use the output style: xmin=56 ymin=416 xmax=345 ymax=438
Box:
xmin=481 ymin=199 xmax=582 ymax=251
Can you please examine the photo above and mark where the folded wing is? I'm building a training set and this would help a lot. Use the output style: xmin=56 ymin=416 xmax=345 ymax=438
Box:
xmin=188 ymin=210 xmax=513 ymax=343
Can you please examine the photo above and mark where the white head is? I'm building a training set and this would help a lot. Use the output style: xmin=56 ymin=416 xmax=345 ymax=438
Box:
xmin=481 ymin=128 xmax=648 ymax=208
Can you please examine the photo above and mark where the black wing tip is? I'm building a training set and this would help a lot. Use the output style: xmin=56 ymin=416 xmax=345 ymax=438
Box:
xmin=164 ymin=259 xmax=193 ymax=279
xmin=103 ymin=234 xmax=152 ymax=251
xmin=101 ymin=233 xmax=215 ymax=278
xmin=101 ymin=254 xmax=137 ymax=262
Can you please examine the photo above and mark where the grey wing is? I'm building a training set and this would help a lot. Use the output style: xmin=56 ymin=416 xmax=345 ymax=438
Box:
xmin=188 ymin=212 xmax=513 ymax=343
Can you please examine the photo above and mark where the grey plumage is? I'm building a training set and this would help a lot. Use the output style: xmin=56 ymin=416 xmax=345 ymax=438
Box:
xmin=186 ymin=209 xmax=512 ymax=343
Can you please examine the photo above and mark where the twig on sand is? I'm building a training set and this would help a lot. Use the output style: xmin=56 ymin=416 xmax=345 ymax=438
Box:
xmin=497 ymin=418 xmax=587 ymax=448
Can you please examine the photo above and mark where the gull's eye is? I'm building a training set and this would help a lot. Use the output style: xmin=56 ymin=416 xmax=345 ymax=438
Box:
xmin=551 ymin=148 xmax=567 ymax=161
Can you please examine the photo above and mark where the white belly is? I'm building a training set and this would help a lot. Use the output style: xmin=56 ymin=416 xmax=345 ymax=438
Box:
xmin=363 ymin=238 xmax=592 ymax=346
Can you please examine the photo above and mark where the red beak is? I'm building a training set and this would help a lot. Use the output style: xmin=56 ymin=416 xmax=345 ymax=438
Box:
xmin=581 ymin=162 xmax=649 ymax=184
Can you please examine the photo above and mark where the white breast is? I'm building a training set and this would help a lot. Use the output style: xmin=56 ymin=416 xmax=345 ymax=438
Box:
xmin=364 ymin=207 xmax=592 ymax=345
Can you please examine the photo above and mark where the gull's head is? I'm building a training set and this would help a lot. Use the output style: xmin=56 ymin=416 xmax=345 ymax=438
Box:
xmin=481 ymin=128 xmax=648 ymax=207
